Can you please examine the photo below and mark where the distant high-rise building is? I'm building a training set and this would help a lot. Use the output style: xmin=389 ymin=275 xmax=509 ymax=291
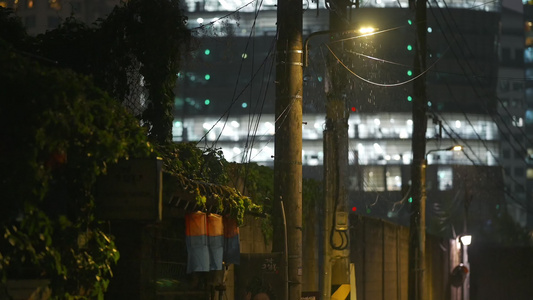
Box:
xmin=498 ymin=0 xmax=528 ymax=229
xmin=175 ymin=0 xmax=532 ymax=240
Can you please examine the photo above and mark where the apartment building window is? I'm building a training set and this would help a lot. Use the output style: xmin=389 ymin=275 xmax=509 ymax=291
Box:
xmin=526 ymin=110 xmax=533 ymax=124
xmin=385 ymin=166 xmax=401 ymax=191
xmin=49 ymin=0 xmax=61 ymax=10
xmin=512 ymin=116 xmax=524 ymax=127
xmin=437 ymin=167 xmax=453 ymax=191
xmin=525 ymin=47 xmax=533 ymax=62
xmin=349 ymin=175 xmax=360 ymax=191
xmin=363 ymin=166 xmax=385 ymax=192
xmin=527 ymin=168 xmax=533 ymax=179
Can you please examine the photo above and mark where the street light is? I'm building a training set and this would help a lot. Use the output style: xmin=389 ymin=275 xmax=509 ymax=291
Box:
xmin=425 ymin=145 xmax=463 ymax=160
xmin=460 ymin=234 xmax=472 ymax=246
xmin=303 ymin=26 xmax=377 ymax=67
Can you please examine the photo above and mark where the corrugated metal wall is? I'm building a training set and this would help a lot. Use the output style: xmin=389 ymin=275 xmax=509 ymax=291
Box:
xmin=350 ymin=215 xmax=454 ymax=300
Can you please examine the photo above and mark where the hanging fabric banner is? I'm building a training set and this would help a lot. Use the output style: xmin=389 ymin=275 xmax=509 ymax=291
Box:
xmin=207 ymin=214 xmax=224 ymax=270
xmin=207 ymin=213 xmax=224 ymax=270
xmin=185 ymin=211 xmax=209 ymax=273
xmin=223 ymin=215 xmax=240 ymax=265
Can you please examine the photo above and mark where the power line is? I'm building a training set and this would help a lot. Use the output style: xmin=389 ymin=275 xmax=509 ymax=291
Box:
xmin=430 ymin=0 xmax=533 ymax=150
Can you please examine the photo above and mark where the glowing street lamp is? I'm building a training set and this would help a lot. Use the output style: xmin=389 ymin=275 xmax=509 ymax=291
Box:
xmin=358 ymin=27 xmax=376 ymax=34
xmin=425 ymin=145 xmax=463 ymax=159
xmin=460 ymin=234 xmax=472 ymax=246
xmin=303 ymin=26 xmax=378 ymax=67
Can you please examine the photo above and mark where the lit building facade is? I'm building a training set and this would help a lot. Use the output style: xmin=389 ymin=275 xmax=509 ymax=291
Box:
xmin=173 ymin=0 xmax=520 ymax=238
xmin=498 ymin=0 xmax=528 ymax=229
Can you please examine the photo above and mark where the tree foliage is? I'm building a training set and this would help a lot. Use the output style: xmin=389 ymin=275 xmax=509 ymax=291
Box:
xmin=157 ymin=143 xmax=229 ymax=185
xmin=0 ymin=38 xmax=152 ymax=298
xmin=35 ymin=0 xmax=191 ymax=144
xmin=224 ymin=163 xmax=322 ymax=243
xmin=0 ymin=2 xmax=191 ymax=295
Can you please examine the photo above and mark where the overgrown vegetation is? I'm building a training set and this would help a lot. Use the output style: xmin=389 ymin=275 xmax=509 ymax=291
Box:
xmin=33 ymin=0 xmax=191 ymax=144
xmin=0 ymin=2 xmax=192 ymax=297
xmin=0 ymin=39 xmax=152 ymax=298
xmin=158 ymin=143 xmax=263 ymax=225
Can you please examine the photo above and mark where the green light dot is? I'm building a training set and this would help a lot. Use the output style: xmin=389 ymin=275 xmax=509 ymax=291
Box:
xmin=205 ymin=74 xmax=211 ymax=80
xmin=408 ymin=197 xmax=413 ymax=203
xmin=408 ymin=19 xmax=413 ymax=25
xmin=407 ymin=70 xmax=413 ymax=76
xmin=204 ymin=99 xmax=210 ymax=105
xmin=407 ymin=45 xmax=413 ymax=51
xmin=407 ymin=96 xmax=413 ymax=102
xmin=242 ymin=102 xmax=248 ymax=108
xmin=204 ymin=49 xmax=210 ymax=55
xmin=366 ymin=208 xmax=371 ymax=214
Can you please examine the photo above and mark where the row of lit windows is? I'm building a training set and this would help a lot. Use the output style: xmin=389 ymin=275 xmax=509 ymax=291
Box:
xmin=184 ymin=0 xmax=498 ymax=13
xmin=349 ymin=165 xmax=453 ymax=192
xmin=173 ymin=113 xmax=499 ymax=142
xmin=173 ymin=114 xmax=500 ymax=166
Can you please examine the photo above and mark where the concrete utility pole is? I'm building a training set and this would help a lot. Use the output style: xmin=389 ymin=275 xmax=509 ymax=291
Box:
xmin=408 ymin=0 xmax=428 ymax=298
xmin=274 ymin=0 xmax=303 ymax=298
xmin=322 ymin=1 xmax=351 ymax=299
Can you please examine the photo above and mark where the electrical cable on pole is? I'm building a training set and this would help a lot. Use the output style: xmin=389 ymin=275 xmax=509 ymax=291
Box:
xmin=321 ymin=0 xmax=352 ymax=299
xmin=274 ymin=0 xmax=303 ymax=298
xmin=408 ymin=0 xmax=428 ymax=298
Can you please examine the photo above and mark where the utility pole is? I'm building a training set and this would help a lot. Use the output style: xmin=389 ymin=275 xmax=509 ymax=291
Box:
xmin=322 ymin=1 xmax=351 ymax=299
xmin=274 ymin=0 xmax=303 ymax=298
xmin=408 ymin=0 xmax=428 ymax=298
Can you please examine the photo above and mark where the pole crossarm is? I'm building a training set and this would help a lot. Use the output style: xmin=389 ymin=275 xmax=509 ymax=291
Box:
xmin=425 ymin=145 xmax=464 ymax=160
xmin=303 ymin=29 xmax=358 ymax=67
